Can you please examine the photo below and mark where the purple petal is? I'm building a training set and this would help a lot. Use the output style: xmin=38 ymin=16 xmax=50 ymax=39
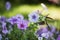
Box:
xmin=2 ymin=30 xmax=8 ymax=34
xmin=36 ymin=27 xmax=48 ymax=37
xmin=2 ymin=22 xmax=6 ymax=28
xmin=0 ymin=16 xmax=6 ymax=23
xmin=57 ymin=35 xmax=60 ymax=40
xmin=42 ymin=27 xmax=48 ymax=33
xmin=48 ymin=24 xmax=56 ymax=33
xmin=7 ymin=16 xmax=18 ymax=25
xmin=36 ymin=29 xmax=42 ymax=37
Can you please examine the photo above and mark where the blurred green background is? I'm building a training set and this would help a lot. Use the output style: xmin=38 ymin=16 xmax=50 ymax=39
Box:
xmin=0 ymin=0 xmax=60 ymax=29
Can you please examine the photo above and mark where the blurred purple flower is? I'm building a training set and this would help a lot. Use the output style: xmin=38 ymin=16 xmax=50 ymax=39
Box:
xmin=48 ymin=24 xmax=56 ymax=33
xmin=5 ymin=1 xmax=11 ymax=10
xmin=57 ymin=35 xmax=60 ymax=40
xmin=7 ymin=16 xmax=18 ymax=25
xmin=36 ymin=27 xmax=48 ymax=37
xmin=2 ymin=22 xmax=6 ymax=28
xmin=28 ymin=11 xmax=39 ymax=23
xmin=56 ymin=31 xmax=60 ymax=34
xmin=47 ymin=31 xmax=53 ymax=37
xmin=0 ymin=16 xmax=6 ymax=23
xmin=36 ymin=29 xmax=42 ymax=37
xmin=41 ymin=32 xmax=49 ymax=39
xmin=41 ymin=31 xmax=53 ymax=39
xmin=2 ymin=22 xmax=8 ymax=34
xmin=51 ymin=26 xmax=56 ymax=33
xmin=36 ymin=26 xmax=54 ymax=39
xmin=17 ymin=20 xmax=28 ymax=30
xmin=8 ymin=14 xmax=24 ymax=25
xmin=2 ymin=29 xmax=8 ymax=34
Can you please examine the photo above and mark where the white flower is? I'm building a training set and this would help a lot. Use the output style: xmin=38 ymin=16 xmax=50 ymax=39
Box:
xmin=41 ymin=3 xmax=48 ymax=11
xmin=28 ymin=11 xmax=39 ymax=23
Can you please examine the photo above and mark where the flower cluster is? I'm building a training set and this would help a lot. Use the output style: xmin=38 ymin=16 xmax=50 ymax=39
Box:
xmin=0 ymin=10 xmax=41 ymax=40
xmin=36 ymin=24 xmax=60 ymax=40
xmin=0 ymin=2 xmax=59 ymax=40
xmin=0 ymin=10 xmax=60 ymax=40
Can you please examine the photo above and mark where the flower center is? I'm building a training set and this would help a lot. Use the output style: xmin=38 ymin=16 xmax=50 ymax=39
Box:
xmin=32 ymin=15 xmax=36 ymax=19
xmin=6 ymin=4 xmax=9 ymax=8
xmin=0 ymin=17 xmax=5 ymax=21
xmin=20 ymin=24 xmax=24 ymax=28
xmin=18 ymin=17 xmax=21 ymax=18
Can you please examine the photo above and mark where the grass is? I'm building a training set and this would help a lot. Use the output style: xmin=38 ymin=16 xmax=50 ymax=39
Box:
xmin=0 ymin=4 xmax=60 ymax=29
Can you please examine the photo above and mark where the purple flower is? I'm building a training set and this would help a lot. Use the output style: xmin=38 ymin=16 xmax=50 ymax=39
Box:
xmin=41 ymin=31 xmax=53 ymax=39
xmin=2 ymin=29 xmax=8 ymax=34
xmin=28 ymin=11 xmax=39 ymax=23
xmin=2 ymin=22 xmax=6 ymax=28
xmin=2 ymin=22 xmax=8 ymax=34
xmin=36 ymin=27 xmax=54 ymax=39
xmin=0 ymin=16 xmax=6 ymax=23
xmin=36 ymin=27 xmax=48 ymax=37
xmin=17 ymin=20 xmax=28 ymax=30
xmin=8 ymin=14 xmax=24 ymax=25
xmin=48 ymin=24 xmax=56 ymax=33
xmin=57 ymin=35 xmax=60 ymax=40
xmin=44 ymin=31 xmax=53 ymax=38
xmin=35 ymin=29 xmax=42 ymax=37
xmin=5 ymin=1 xmax=11 ymax=10
xmin=47 ymin=31 xmax=53 ymax=37
xmin=41 ymin=32 xmax=49 ymax=39
xmin=51 ymin=26 xmax=56 ymax=33
xmin=36 ymin=26 xmax=54 ymax=39
xmin=56 ymin=31 xmax=60 ymax=34
xmin=7 ymin=16 xmax=18 ymax=25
